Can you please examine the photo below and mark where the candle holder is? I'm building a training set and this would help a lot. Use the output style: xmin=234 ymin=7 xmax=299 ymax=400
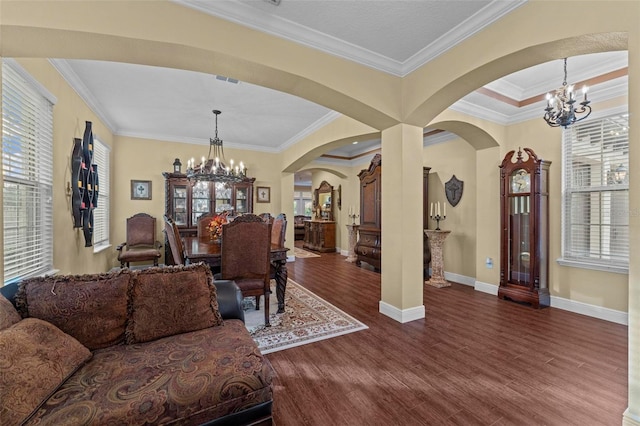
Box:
xmin=348 ymin=213 xmax=359 ymax=225
xmin=430 ymin=213 xmax=446 ymax=230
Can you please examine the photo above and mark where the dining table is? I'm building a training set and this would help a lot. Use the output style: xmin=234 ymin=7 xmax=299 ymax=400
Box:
xmin=182 ymin=235 xmax=290 ymax=313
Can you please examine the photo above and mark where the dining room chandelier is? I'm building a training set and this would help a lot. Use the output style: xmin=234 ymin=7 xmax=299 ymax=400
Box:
xmin=186 ymin=109 xmax=246 ymax=183
xmin=543 ymin=58 xmax=592 ymax=128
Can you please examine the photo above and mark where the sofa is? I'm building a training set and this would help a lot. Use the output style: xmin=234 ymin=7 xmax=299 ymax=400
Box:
xmin=0 ymin=263 xmax=274 ymax=426
xmin=294 ymin=215 xmax=310 ymax=240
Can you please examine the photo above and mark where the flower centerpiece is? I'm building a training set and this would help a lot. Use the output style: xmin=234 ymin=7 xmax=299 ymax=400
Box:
xmin=207 ymin=211 xmax=229 ymax=242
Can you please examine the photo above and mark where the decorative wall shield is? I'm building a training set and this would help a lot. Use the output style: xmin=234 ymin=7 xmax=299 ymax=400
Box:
xmin=445 ymin=175 xmax=464 ymax=207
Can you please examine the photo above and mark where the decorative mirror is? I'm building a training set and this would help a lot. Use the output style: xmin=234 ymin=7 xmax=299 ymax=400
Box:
xmin=314 ymin=180 xmax=334 ymax=220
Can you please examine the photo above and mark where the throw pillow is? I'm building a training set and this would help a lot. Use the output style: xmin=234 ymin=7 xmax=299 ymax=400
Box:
xmin=0 ymin=293 xmax=21 ymax=331
xmin=126 ymin=263 xmax=224 ymax=344
xmin=0 ymin=318 xmax=92 ymax=425
xmin=16 ymin=269 xmax=132 ymax=350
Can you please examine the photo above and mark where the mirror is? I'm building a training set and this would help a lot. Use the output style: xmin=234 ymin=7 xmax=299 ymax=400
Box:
xmin=314 ymin=180 xmax=334 ymax=220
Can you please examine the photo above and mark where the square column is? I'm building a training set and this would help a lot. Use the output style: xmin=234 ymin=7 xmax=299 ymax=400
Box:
xmin=379 ymin=123 xmax=425 ymax=322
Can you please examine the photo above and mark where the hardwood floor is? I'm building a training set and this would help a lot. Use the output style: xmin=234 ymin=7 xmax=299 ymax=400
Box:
xmin=268 ymin=248 xmax=628 ymax=425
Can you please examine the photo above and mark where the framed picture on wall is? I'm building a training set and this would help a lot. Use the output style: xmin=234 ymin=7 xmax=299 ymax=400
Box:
xmin=257 ymin=186 xmax=270 ymax=203
xmin=131 ymin=180 xmax=152 ymax=200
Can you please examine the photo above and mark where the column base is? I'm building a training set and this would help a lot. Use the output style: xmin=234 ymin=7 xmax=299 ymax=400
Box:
xmin=345 ymin=255 xmax=358 ymax=263
xmin=425 ymin=278 xmax=450 ymax=288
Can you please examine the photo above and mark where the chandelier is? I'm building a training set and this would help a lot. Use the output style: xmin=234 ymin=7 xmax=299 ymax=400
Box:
xmin=543 ymin=58 xmax=592 ymax=128
xmin=186 ymin=110 xmax=246 ymax=182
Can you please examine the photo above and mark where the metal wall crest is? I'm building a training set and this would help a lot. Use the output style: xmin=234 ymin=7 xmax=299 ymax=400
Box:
xmin=445 ymin=175 xmax=464 ymax=207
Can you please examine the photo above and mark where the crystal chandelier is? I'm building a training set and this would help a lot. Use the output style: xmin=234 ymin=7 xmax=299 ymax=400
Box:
xmin=543 ymin=58 xmax=592 ymax=128
xmin=186 ymin=110 xmax=246 ymax=182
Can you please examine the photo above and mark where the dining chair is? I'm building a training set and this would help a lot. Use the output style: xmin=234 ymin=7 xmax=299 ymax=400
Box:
xmin=196 ymin=212 xmax=216 ymax=238
xmin=163 ymin=215 xmax=186 ymax=265
xmin=116 ymin=213 xmax=162 ymax=268
xmin=220 ymin=213 xmax=272 ymax=326
xmin=270 ymin=213 xmax=287 ymax=248
xmin=258 ymin=212 xmax=272 ymax=222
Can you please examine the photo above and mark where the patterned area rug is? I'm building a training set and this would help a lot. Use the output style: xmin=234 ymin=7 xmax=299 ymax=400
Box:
xmin=244 ymin=279 xmax=368 ymax=354
xmin=293 ymin=247 xmax=321 ymax=258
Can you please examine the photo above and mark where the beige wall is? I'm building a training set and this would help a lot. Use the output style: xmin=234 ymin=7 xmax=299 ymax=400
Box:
xmin=12 ymin=58 xmax=115 ymax=276
xmin=424 ymin=138 xmax=477 ymax=279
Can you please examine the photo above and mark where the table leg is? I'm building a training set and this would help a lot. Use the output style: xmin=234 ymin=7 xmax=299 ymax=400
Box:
xmin=274 ymin=260 xmax=288 ymax=313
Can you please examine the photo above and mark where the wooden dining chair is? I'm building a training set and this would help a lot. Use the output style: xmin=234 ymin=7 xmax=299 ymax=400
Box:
xmin=163 ymin=215 xmax=186 ymax=265
xmin=269 ymin=214 xmax=287 ymax=283
xmin=116 ymin=213 xmax=162 ymax=268
xmin=220 ymin=213 xmax=272 ymax=326
xmin=196 ymin=212 xmax=216 ymax=238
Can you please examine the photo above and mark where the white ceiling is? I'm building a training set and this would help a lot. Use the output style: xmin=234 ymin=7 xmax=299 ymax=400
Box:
xmin=49 ymin=0 xmax=628 ymax=167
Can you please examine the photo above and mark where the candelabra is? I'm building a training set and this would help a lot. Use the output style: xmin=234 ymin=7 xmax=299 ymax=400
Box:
xmin=429 ymin=201 xmax=446 ymax=230
xmin=348 ymin=213 xmax=359 ymax=225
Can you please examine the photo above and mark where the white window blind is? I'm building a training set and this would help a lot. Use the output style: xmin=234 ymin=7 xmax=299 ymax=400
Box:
xmin=92 ymin=137 xmax=110 ymax=249
xmin=562 ymin=112 xmax=629 ymax=269
xmin=2 ymin=61 xmax=55 ymax=284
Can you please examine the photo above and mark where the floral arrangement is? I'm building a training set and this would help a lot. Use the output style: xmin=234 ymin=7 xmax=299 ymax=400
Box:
xmin=207 ymin=211 xmax=229 ymax=241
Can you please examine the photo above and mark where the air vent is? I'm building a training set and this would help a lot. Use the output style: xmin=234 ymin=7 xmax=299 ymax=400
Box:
xmin=263 ymin=0 xmax=281 ymax=5
xmin=216 ymin=75 xmax=239 ymax=84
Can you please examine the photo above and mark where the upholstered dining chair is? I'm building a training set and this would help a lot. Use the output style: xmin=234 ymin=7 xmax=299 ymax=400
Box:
xmin=269 ymin=214 xmax=287 ymax=283
xmin=116 ymin=213 xmax=162 ymax=268
xmin=196 ymin=212 xmax=216 ymax=238
xmin=163 ymin=215 xmax=186 ymax=265
xmin=220 ymin=213 xmax=272 ymax=326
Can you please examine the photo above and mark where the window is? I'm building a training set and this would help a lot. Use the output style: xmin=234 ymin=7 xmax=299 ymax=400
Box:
xmin=561 ymin=112 xmax=629 ymax=272
xmin=92 ymin=137 xmax=110 ymax=250
xmin=293 ymin=190 xmax=312 ymax=216
xmin=2 ymin=60 xmax=55 ymax=284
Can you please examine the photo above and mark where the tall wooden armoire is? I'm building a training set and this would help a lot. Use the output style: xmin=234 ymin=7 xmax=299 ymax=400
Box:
xmin=355 ymin=154 xmax=382 ymax=271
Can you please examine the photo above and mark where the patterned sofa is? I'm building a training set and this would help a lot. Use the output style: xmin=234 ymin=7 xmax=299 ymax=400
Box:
xmin=0 ymin=263 xmax=274 ymax=426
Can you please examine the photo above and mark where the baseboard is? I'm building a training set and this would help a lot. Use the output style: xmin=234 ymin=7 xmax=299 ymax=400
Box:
xmin=444 ymin=271 xmax=475 ymax=287
xmin=472 ymin=279 xmax=627 ymax=325
xmin=379 ymin=300 xmax=425 ymax=323
xmin=286 ymin=255 xmax=295 ymax=263
xmin=623 ymin=408 xmax=640 ymax=426
xmin=340 ymin=248 xmax=348 ymax=257
xmin=550 ymin=295 xmax=628 ymax=325
xmin=474 ymin=280 xmax=499 ymax=295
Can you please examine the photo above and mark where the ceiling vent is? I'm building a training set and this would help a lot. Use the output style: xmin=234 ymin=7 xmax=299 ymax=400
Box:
xmin=216 ymin=75 xmax=239 ymax=84
xmin=263 ymin=0 xmax=281 ymax=5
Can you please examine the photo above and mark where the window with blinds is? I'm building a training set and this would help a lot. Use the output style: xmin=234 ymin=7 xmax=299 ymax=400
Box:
xmin=2 ymin=60 xmax=55 ymax=284
xmin=562 ymin=112 xmax=629 ymax=270
xmin=92 ymin=137 xmax=110 ymax=250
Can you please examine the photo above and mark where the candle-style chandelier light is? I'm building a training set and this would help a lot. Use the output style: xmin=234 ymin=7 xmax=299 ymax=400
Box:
xmin=543 ymin=58 xmax=592 ymax=128
xmin=186 ymin=109 xmax=246 ymax=183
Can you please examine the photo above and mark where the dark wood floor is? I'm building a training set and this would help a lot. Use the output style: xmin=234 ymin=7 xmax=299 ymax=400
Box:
xmin=268 ymin=247 xmax=628 ymax=425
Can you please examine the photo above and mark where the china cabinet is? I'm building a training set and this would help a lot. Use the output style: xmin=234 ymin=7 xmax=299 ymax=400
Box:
xmin=498 ymin=147 xmax=551 ymax=308
xmin=355 ymin=154 xmax=381 ymax=270
xmin=163 ymin=171 xmax=255 ymax=237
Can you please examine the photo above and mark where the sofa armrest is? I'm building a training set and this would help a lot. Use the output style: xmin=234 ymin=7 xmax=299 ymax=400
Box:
xmin=0 ymin=281 xmax=18 ymax=307
xmin=213 ymin=280 xmax=245 ymax=323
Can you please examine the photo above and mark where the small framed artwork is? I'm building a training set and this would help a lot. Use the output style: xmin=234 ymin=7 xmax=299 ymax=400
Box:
xmin=256 ymin=186 xmax=270 ymax=203
xmin=131 ymin=180 xmax=152 ymax=200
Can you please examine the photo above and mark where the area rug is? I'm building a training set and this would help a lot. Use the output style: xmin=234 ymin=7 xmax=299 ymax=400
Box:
xmin=244 ymin=279 xmax=368 ymax=354
xmin=293 ymin=247 xmax=321 ymax=258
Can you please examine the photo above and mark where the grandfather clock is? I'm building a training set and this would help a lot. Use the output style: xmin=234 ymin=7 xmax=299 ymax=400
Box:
xmin=498 ymin=147 xmax=550 ymax=308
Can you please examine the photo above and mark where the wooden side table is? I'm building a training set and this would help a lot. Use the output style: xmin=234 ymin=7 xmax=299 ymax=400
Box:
xmin=345 ymin=224 xmax=360 ymax=263
xmin=424 ymin=229 xmax=451 ymax=288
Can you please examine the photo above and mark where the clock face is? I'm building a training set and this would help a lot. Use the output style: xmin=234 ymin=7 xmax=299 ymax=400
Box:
xmin=511 ymin=169 xmax=530 ymax=193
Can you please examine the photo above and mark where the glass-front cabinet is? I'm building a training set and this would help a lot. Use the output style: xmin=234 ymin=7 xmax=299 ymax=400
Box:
xmin=499 ymin=147 xmax=550 ymax=308
xmin=163 ymin=171 xmax=255 ymax=237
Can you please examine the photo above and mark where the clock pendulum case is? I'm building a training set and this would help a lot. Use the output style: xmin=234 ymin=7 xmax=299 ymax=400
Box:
xmin=498 ymin=147 xmax=551 ymax=308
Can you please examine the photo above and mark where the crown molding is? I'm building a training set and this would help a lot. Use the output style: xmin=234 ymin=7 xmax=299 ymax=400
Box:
xmin=277 ymin=111 xmax=342 ymax=151
xmin=402 ymin=0 xmax=526 ymax=75
xmin=49 ymin=59 xmax=117 ymax=133
xmin=175 ymin=0 xmax=525 ymax=77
